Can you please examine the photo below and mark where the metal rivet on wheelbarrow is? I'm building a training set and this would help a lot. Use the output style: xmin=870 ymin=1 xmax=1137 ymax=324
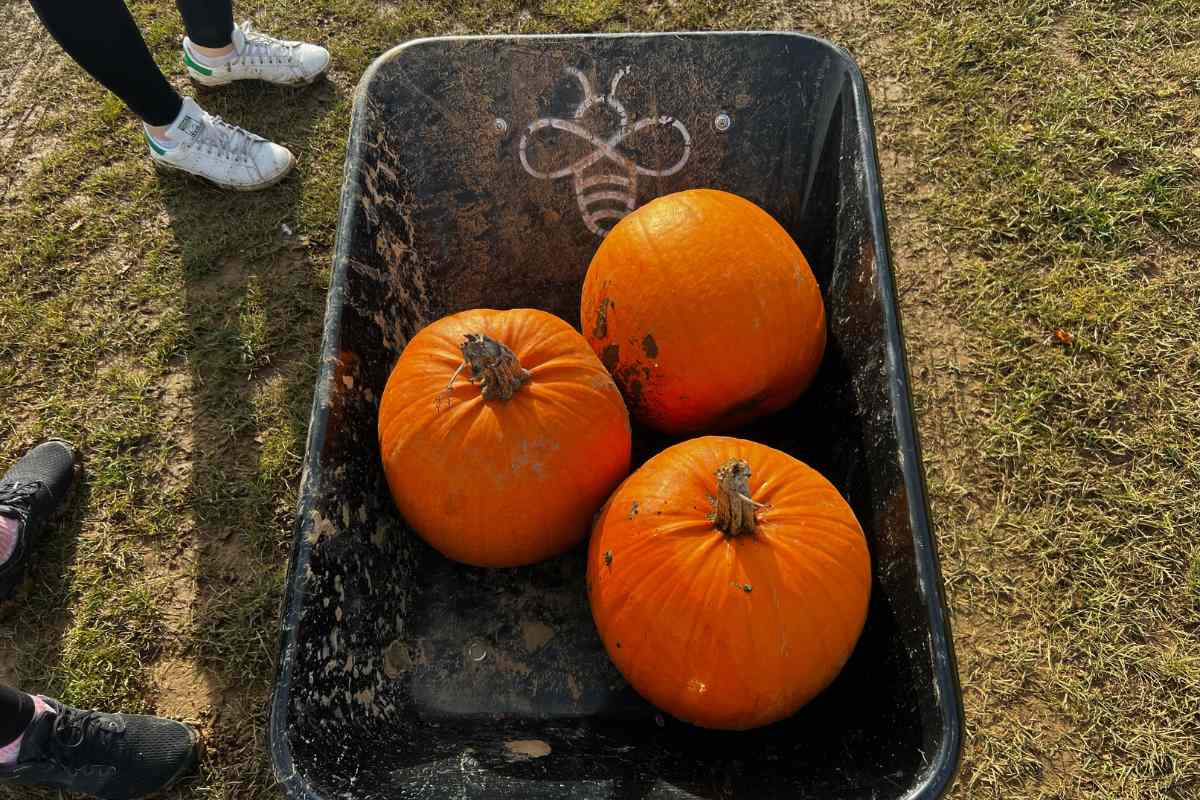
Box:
xmin=466 ymin=640 xmax=488 ymax=663
xmin=271 ymin=32 xmax=963 ymax=800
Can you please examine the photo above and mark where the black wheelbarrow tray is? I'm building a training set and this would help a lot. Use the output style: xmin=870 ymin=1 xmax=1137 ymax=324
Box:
xmin=270 ymin=32 xmax=963 ymax=800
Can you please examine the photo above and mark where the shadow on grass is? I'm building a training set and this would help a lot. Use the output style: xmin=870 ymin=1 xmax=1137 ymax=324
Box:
xmin=158 ymin=76 xmax=338 ymax=799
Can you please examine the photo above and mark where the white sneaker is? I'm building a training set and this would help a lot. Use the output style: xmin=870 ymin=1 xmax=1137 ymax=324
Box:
xmin=183 ymin=21 xmax=331 ymax=87
xmin=146 ymin=97 xmax=294 ymax=191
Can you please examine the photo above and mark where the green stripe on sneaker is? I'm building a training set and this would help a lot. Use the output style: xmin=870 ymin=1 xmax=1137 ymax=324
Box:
xmin=144 ymin=130 xmax=167 ymax=156
xmin=182 ymin=49 xmax=213 ymax=76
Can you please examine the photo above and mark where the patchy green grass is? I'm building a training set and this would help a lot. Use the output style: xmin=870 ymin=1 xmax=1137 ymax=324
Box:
xmin=0 ymin=0 xmax=1196 ymax=798
xmin=874 ymin=0 xmax=1200 ymax=797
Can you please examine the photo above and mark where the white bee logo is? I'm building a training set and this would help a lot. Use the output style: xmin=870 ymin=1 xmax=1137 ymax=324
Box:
xmin=519 ymin=66 xmax=692 ymax=237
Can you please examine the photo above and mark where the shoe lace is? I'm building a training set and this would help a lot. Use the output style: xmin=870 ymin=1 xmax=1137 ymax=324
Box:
xmin=47 ymin=708 xmax=120 ymax=772
xmin=0 ymin=480 xmax=44 ymax=514
xmin=237 ymin=21 xmax=299 ymax=65
xmin=196 ymin=114 xmax=258 ymax=162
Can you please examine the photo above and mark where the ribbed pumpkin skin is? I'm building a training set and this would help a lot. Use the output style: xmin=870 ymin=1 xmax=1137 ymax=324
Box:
xmin=581 ymin=189 xmax=827 ymax=435
xmin=587 ymin=436 xmax=870 ymax=730
xmin=378 ymin=308 xmax=632 ymax=568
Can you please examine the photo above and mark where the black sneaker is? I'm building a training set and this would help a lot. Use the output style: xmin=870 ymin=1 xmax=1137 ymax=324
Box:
xmin=0 ymin=697 xmax=200 ymax=799
xmin=0 ymin=439 xmax=78 ymax=600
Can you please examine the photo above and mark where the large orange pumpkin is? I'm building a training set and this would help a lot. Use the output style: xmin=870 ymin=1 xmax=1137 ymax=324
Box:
xmin=378 ymin=308 xmax=631 ymax=567
xmin=587 ymin=436 xmax=870 ymax=730
xmin=581 ymin=189 xmax=826 ymax=435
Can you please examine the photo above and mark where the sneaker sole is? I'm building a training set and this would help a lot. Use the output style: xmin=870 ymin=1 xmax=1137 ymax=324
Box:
xmin=153 ymin=155 xmax=295 ymax=192
xmin=187 ymin=61 xmax=332 ymax=88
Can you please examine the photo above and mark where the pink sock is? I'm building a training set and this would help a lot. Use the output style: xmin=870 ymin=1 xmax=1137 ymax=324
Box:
xmin=0 ymin=516 xmax=18 ymax=565
xmin=0 ymin=694 xmax=52 ymax=765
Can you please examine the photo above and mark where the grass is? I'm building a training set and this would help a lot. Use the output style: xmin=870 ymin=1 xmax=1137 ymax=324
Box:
xmin=0 ymin=0 xmax=1197 ymax=798
xmin=873 ymin=1 xmax=1200 ymax=797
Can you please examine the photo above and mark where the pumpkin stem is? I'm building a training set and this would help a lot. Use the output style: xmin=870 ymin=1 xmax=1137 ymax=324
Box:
xmin=461 ymin=333 xmax=531 ymax=401
xmin=713 ymin=459 xmax=764 ymax=537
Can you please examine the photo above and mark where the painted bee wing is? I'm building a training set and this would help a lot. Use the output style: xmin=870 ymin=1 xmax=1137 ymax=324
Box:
xmin=617 ymin=116 xmax=693 ymax=177
xmin=519 ymin=118 xmax=612 ymax=179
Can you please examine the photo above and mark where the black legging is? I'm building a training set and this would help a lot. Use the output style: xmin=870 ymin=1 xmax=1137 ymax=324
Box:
xmin=29 ymin=0 xmax=235 ymax=127
xmin=0 ymin=685 xmax=33 ymax=748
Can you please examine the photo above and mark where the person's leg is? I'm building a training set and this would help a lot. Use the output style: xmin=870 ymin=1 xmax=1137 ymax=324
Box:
xmin=176 ymin=0 xmax=234 ymax=50
xmin=27 ymin=0 xmax=294 ymax=189
xmin=0 ymin=686 xmax=35 ymax=760
xmin=177 ymin=0 xmax=240 ymax=79
xmin=28 ymin=0 xmax=318 ymax=188
xmin=181 ymin=13 xmax=332 ymax=88
xmin=0 ymin=687 xmax=53 ymax=767
xmin=27 ymin=0 xmax=182 ymax=127
xmin=0 ymin=688 xmax=198 ymax=797
xmin=0 ymin=446 xmax=197 ymax=795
